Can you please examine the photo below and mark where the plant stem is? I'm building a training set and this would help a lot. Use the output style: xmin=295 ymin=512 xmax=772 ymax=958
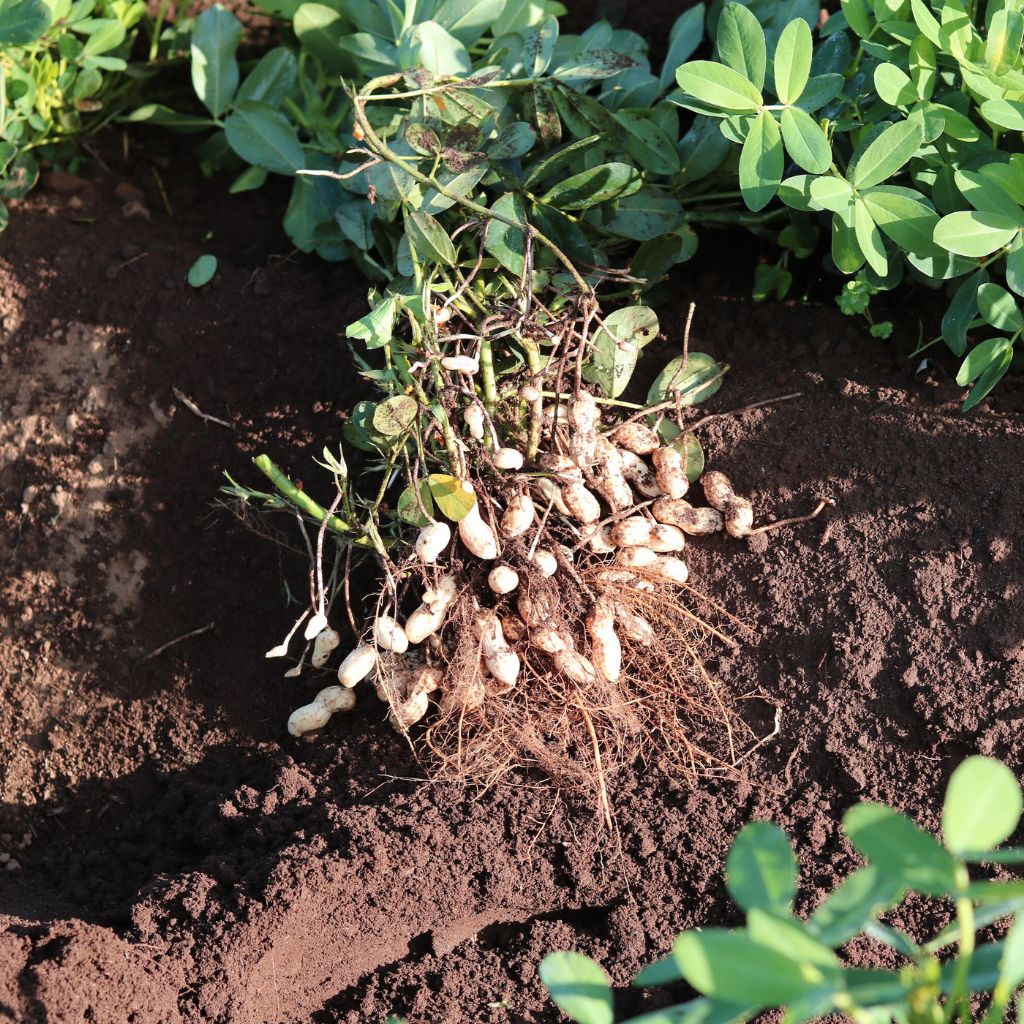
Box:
xmin=479 ymin=333 xmax=498 ymax=415
xmin=348 ymin=75 xmax=594 ymax=299
xmin=948 ymin=864 xmax=976 ymax=1024
xmin=254 ymin=455 xmax=352 ymax=535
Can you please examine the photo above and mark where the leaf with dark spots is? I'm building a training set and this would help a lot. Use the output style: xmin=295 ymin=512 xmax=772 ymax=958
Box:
xmin=444 ymin=123 xmax=483 ymax=152
xmin=442 ymin=147 xmax=487 ymax=172
xmin=462 ymin=69 xmax=502 ymax=87
xmin=403 ymin=68 xmax=435 ymax=89
xmin=406 ymin=123 xmax=442 ymax=155
xmin=532 ymin=85 xmax=562 ymax=147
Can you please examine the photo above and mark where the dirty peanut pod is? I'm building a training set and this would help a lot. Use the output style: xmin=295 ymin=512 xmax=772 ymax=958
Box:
xmin=488 ymin=565 xmax=519 ymax=595
xmin=608 ymin=422 xmax=660 ymax=455
xmin=458 ymin=490 xmax=499 ymax=559
xmin=652 ymin=447 xmax=689 ymax=500
xmin=702 ymin=470 xmax=754 ymax=538
xmin=501 ymin=490 xmax=535 ymax=538
xmin=609 ymin=517 xmax=651 ymax=548
xmin=561 ymin=481 xmax=602 ymax=524
xmin=533 ymin=549 xmax=558 ymax=577
xmin=311 ymin=627 xmax=341 ymax=668
xmin=374 ymin=615 xmax=409 ymax=653
xmin=463 ymin=404 xmax=485 ymax=440
xmin=288 ymin=685 xmax=356 ymax=737
xmin=493 ymin=447 xmax=524 ymax=470
xmin=652 ymin=498 xmax=724 ymax=536
xmin=415 ymin=520 xmax=451 ymax=564
xmin=587 ymin=599 xmax=621 ymax=683
xmin=337 ymin=644 xmax=377 ymax=687
xmin=441 ymin=355 xmax=479 ymax=374
xmin=618 ymin=449 xmax=663 ymax=498
xmin=648 ymin=523 xmax=686 ymax=553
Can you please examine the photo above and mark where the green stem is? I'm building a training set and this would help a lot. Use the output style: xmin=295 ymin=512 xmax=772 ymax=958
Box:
xmin=521 ymin=337 xmax=543 ymax=460
xmin=348 ymin=75 xmax=594 ymax=299
xmin=540 ymin=389 xmax=645 ymax=409
xmin=148 ymin=0 xmax=173 ymax=62
xmin=479 ymin=333 xmax=498 ymax=415
xmin=947 ymin=865 xmax=976 ymax=1024
xmin=254 ymin=455 xmax=352 ymax=535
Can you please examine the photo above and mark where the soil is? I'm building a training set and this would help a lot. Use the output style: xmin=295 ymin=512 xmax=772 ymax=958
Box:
xmin=3 ymin=29 xmax=1024 ymax=1024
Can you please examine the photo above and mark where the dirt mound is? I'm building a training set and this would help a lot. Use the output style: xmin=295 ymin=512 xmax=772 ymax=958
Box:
xmin=1 ymin=133 xmax=1022 ymax=1024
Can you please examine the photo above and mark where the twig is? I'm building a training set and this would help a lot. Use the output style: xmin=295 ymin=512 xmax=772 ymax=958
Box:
xmin=172 ymin=387 xmax=234 ymax=430
xmin=686 ymin=391 xmax=803 ymax=432
xmin=749 ymin=497 xmax=835 ymax=535
xmin=138 ymin=622 xmax=215 ymax=663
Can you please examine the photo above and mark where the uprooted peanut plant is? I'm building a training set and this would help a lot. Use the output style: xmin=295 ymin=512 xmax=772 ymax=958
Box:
xmin=205 ymin=1 xmax=834 ymax=797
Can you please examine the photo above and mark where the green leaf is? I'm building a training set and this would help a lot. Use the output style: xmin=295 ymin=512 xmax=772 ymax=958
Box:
xmin=850 ymin=120 xmax=923 ymax=189
xmin=934 ymin=211 xmax=1018 ymax=258
xmin=397 ymin=480 xmax=435 ymax=527
xmin=1007 ymin=249 xmax=1024 ymax=297
xmin=124 ymin=104 xmax=219 ymax=130
xmin=190 ymin=6 xmax=242 ymax=118
xmin=861 ymin=187 xmax=940 ymax=255
xmin=524 ymin=134 xmax=600 ymax=188
xmin=632 ymin=229 xmax=699 ymax=283
xmin=427 ymin=473 xmax=477 ymax=522
xmin=942 ymin=756 xmax=1023 ymax=854
xmin=841 ymin=0 xmax=873 ymax=36
xmin=293 ymin=5 xmax=350 ymax=75
xmin=844 ymin=803 xmax=958 ymax=895
xmin=633 ymin=954 xmax=683 ymax=988
xmin=774 ymin=18 xmax=812 ymax=103
xmin=373 ymin=395 xmax=418 ymax=436
xmin=985 ymin=7 xmax=1023 ymax=70
xmin=718 ymin=3 xmax=767 ymax=90
xmin=229 ymin=164 xmax=268 ymax=192
xmin=616 ymin=111 xmax=681 ymax=176
xmin=977 ymin=283 xmax=1024 ymax=334
xmin=224 ymin=102 xmax=305 ymax=175
xmin=746 ymin=909 xmax=839 ymax=968
xmin=739 ymin=110 xmax=783 ymax=212
xmin=488 ymin=121 xmax=536 ymax=160
xmin=726 ymin=821 xmax=798 ymax=916
xmin=346 ymin=295 xmax=398 ymax=350
xmin=0 ymin=0 xmax=50 ymax=44
xmin=539 ymin=952 xmax=613 ymax=1024
xmin=661 ymin=5 xmax=706 ymax=92
xmin=874 ymin=62 xmax=917 ymax=106
xmin=832 ymin=206 xmax=865 ymax=274
xmin=432 ymin=0 xmax=506 ymax=45
xmin=583 ymin=306 xmax=659 ymax=398
xmin=909 ymin=35 xmax=937 ymax=99
xmin=187 ymin=254 xmax=218 ymax=288
xmin=980 ymin=98 xmax=1024 ymax=131
xmin=237 ymin=48 xmax=297 ymax=106
xmin=675 ymin=60 xmax=764 ymax=113
xmin=484 ymin=192 xmax=527 ymax=275
xmin=409 ymin=21 xmax=471 ymax=75
xmin=810 ymin=176 xmax=855 ymax=213
xmin=796 ymin=73 xmax=845 ymax=112
xmin=405 ymin=210 xmax=458 ymax=266
xmin=673 ymin=930 xmax=834 ymax=1007
xmin=942 ymin=271 xmax=986 ymax=356
xmin=854 ymin=199 xmax=888 ymax=277
xmin=996 ymin=916 xmax=1024 ymax=991
xmin=956 ymin=169 xmax=1024 ymax=220
xmin=962 ymin=341 xmax=1013 ymax=411
xmin=541 ymin=162 xmax=640 ymax=210
xmin=529 ymin=202 xmax=594 ymax=266
xmin=780 ymin=107 xmax=831 ymax=174
xmin=604 ymin=190 xmax=684 ymax=242
xmin=647 ymin=352 xmax=724 ymax=408
xmin=807 ymin=867 xmax=905 ymax=946
xmin=79 ymin=18 xmax=125 ymax=56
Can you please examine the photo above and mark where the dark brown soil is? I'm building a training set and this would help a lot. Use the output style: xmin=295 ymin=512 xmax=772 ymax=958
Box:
xmin=2 ymin=48 xmax=1024 ymax=1024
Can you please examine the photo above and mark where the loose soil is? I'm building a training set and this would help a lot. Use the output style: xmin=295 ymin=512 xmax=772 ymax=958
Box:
xmin=2 ymin=60 xmax=1024 ymax=1024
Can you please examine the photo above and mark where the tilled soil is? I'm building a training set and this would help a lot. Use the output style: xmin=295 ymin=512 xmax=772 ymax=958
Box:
xmin=2 ymin=123 xmax=1024 ymax=1024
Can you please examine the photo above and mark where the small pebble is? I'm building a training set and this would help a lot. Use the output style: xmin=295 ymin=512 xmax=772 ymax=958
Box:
xmin=5 ymin=860 xmax=20 ymax=872
xmin=0 ymin=853 xmax=9 ymax=863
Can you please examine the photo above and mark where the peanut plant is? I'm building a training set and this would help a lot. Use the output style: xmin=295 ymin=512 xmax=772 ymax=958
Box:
xmin=542 ymin=756 xmax=1024 ymax=1024
xmin=675 ymin=0 xmax=1024 ymax=410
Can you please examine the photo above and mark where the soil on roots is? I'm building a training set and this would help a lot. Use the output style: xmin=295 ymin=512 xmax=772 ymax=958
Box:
xmin=2 ymin=104 xmax=1024 ymax=1024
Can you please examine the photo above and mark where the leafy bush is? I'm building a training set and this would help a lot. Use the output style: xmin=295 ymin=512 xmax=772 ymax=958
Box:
xmin=541 ymin=756 xmax=1024 ymax=1024
xmin=0 ymin=0 xmax=146 ymax=228
xmin=675 ymin=0 xmax=1024 ymax=409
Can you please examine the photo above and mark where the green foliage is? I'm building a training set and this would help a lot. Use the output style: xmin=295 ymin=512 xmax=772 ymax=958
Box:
xmin=542 ymin=756 xmax=1024 ymax=1024
xmin=674 ymin=0 xmax=1024 ymax=409
xmin=0 ymin=0 xmax=146 ymax=227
